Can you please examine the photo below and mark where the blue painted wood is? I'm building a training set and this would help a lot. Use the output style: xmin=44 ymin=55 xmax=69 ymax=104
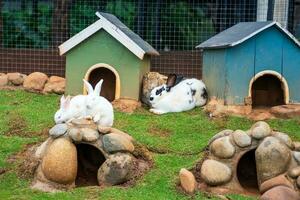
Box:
xmin=203 ymin=50 xmax=226 ymax=100
xmin=254 ymin=27 xmax=283 ymax=74
xmin=225 ymin=39 xmax=255 ymax=105
xmin=202 ymin=24 xmax=300 ymax=105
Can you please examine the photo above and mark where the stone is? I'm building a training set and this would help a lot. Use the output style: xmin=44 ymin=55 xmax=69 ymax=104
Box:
xmin=200 ymin=159 xmax=232 ymax=186
xmin=294 ymin=142 xmax=300 ymax=151
xmin=103 ymin=133 xmax=134 ymax=153
xmin=271 ymin=104 xmax=300 ymax=119
xmin=250 ymin=121 xmax=271 ymax=139
xmin=210 ymin=136 xmax=235 ymax=159
xmin=208 ymin=129 xmax=233 ymax=146
xmin=109 ymin=128 xmax=133 ymax=142
xmin=97 ymin=153 xmax=133 ymax=185
xmin=23 ymin=72 xmax=48 ymax=91
xmin=288 ymin=166 xmax=300 ymax=179
xmin=260 ymin=186 xmax=300 ymax=200
xmin=0 ymin=74 xmax=8 ymax=86
xmin=260 ymin=174 xmax=294 ymax=193
xmin=232 ymin=129 xmax=251 ymax=147
xmin=41 ymin=138 xmax=77 ymax=184
xmin=68 ymin=127 xmax=82 ymax=142
xmin=179 ymin=168 xmax=197 ymax=193
xmin=35 ymin=138 xmax=53 ymax=159
xmin=112 ymin=99 xmax=141 ymax=113
xmin=49 ymin=124 xmax=68 ymax=138
xmin=256 ymin=137 xmax=291 ymax=183
xmin=297 ymin=176 xmax=300 ymax=188
xmin=7 ymin=72 xmax=26 ymax=85
xmin=141 ymin=72 xmax=167 ymax=105
xmin=81 ymin=128 xmax=99 ymax=142
xmin=69 ymin=118 xmax=97 ymax=129
xmin=274 ymin=132 xmax=294 ymax=149
xmin=293 ymin=151 xmax=300 ymax=164
xmin=43 ymin=76 xmax=65 ymax=94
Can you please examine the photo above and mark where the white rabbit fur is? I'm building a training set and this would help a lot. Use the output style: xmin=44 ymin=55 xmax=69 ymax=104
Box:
xmin=83 ymin=79 xmax=114 ymax=127
xmin=54 ymin=79 xmax=114 ymax=127
xmin=149 ymin=78 xmax=207 ymax=114
xmin=54 ymin=95 xmax=87 ymax=124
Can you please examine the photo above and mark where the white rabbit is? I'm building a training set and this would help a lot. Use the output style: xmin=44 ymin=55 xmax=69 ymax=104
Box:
xmin=149 ymin=78 xmax=208 ymax=114
xmin=83 ymin=79 xmax=114 ymax=127
xmin=54 ymin=94 xmax=87 ymax=124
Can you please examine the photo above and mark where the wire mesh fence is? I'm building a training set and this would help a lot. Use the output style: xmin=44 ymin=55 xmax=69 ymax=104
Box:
xmin=0 ymin=0 xmax=298 ymax=78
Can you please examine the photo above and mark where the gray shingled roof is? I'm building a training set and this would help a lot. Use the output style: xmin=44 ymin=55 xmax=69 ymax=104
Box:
xmin=98 ymin=12 xmax=159 ymax=56
xmin=196 ymin=21 xmax=300 ymax=49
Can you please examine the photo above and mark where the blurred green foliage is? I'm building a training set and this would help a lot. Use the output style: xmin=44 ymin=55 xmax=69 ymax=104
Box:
xmin=2 ymin=1 xmax=53 ymax=48
xmin=1 ymin=0 xmax=216 ymax=50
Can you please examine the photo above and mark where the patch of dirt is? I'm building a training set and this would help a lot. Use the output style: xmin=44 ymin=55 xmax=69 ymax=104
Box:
xmin=132 ymin=141 xmax=154 ymax=161
xmin=5 ymin=110 xmax=50 ymax=138
xmin=9 ymin=143 xmax=40 ymax=180
xmin=147 ymin=123 xmax=171 ymax=138
xmin=6 ymin=111 xmax=28 ymax=136
xmin=0 ymin=168 xmax=6 ymax=175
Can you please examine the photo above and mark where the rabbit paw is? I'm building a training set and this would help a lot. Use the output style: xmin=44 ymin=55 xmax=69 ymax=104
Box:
xmin=149 ymin=108 xmax=165 ymax=115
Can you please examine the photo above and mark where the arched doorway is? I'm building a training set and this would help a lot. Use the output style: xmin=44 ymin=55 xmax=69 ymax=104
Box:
xmin=75 ymin=143 xmax=106 ymax=187
xmin=237 ymin=149 xmax=259 ymax=193
xmin=84 ymin=63 xmax=120 ymax=102
xmin=248 ymin=70 xmax=289 ymax=107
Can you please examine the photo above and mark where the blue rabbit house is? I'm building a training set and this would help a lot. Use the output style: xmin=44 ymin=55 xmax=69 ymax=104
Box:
xmin=197 ymin=21 xmax=300 ymax=107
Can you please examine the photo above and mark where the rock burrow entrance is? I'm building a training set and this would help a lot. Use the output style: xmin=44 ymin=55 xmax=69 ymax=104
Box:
xmin=88 ymin=67 xmax=116 ymax=102
xmin=251 ymin=74 xmax=284 ymax=107
xmin=76 ymin=143 xmax=106 ymax=187
xmin=237 ymin=149 xmax=259 ymax=193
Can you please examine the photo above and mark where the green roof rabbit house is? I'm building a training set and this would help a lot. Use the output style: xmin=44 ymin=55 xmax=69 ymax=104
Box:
xmin=59 ymin=12 xmax=159 ymax=102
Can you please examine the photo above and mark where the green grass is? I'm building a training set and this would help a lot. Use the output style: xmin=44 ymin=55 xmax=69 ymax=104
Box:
xmin=0 ymin=90 xmax=299 ymax=199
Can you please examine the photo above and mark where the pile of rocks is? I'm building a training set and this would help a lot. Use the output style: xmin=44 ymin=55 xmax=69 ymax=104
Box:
xmin=179 ymin=121 xmax=300 ymax=199
xmin=0 ymin=72 xmax=65 ymax=94
xmin=30 ymin=119 xmax=151 ymax=192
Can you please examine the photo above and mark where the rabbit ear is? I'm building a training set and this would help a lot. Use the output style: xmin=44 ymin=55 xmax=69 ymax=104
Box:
xmin=62 ymin=96 xmax=71 ymax=109
xmin=83 ymin=79 xmax=93 ymax=95
xmin=60 ymin=95 xmax=66 ymax=107
xmin=94 ymin=79 xmax=103 ymax=96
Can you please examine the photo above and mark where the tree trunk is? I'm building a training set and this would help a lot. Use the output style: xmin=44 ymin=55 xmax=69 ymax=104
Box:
xmin=52 ymin=0 xmax=74 ymax=47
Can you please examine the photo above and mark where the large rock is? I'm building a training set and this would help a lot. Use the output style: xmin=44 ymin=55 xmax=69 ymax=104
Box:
xmin=288 ymin=166 xmax=300 ymax=179
xmin=68 ymin=127 xmax=82 ymax=142
xmin=112 ymin=99 xmax=141 ymax=113
xmin=210 ymin=136 xmax=235 ymax=159
xmin=23 ymin=72 xmax=48 ymax=91
xmin=7 ymin=72 xmax=26 ymax=85
xmin=179 ymin=168 xmax=197 ymax=193
xmin=41 ymin=138 xmax=77 ymax=184
xmin=208 ymin=129 xmax=233 ymax=146
xmin=97 ymin=153 xmax=133 ymax=185
xmin=81 ymin=128 xmax=99 ymax=142
xmin=260 ymin=186 xmax=300 ymax=200
xmin=293 ymin=152 xmax=300 ymax=164
xmin=43 ymin=76 xmax=65 ymax=94
xmin=260 ymin=174 xmax=294 ymax=193
xmin=0 ymin=73 xmax=8 ymax=86
xmin=142 ymin=72 xmax=167 ymax=105
xmin=103 ymin=133 xmax=134 ymax=153
xmin=250 ymin=121 xmax=271 ymax=139
xmin=200 ymin=159 xmax=232 ymax=186
xmin=274 ymin=132 xmax=294 ymax=149
xmin=271 ymin=105 xmax=300 ymax=119
xmin=232 ymin=130 xmax=251 ymax=148
xmin=256 ymin=137 xmax=291 ymax=183
xmin=49 ymin=124 xmax=68 ymax=138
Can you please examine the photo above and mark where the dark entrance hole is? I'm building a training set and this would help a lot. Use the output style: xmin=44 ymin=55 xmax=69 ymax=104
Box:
xmin=251 ymin=74 xmax=284 ymax=107
xmin=75 ymin=143 xmax=106 ymax=187
xmin=88 ymin=67 xmax=116 ymax=102
xmin=237 ymin=149 xmax=259 ymax=193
